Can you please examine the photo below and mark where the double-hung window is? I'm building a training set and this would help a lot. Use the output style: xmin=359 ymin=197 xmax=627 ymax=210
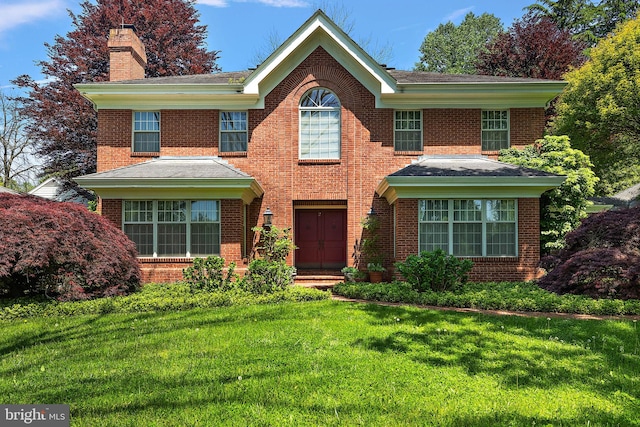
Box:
xmin=299 ymin=88 xmax=341 ymax=159
xmin=394 ymin=110 xmax=422 ymax=151
xmin=481 ymin=110 xmax=509 ymax=151
xmin=220 ymin=111 xmax=248 ymax=152
xmin=419 ymin=199 xmax=517 ymax=256
xmin=123 ymin=200 xmax=220 ymax=257
xmin=133 ymin=111 xmax=160 ymax=152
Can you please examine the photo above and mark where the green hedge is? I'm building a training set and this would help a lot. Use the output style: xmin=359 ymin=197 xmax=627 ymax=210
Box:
xmin=333 ymin=281 xmax=640 ymax=316
xmin=0 ymin=283 xmax=330 ymax=321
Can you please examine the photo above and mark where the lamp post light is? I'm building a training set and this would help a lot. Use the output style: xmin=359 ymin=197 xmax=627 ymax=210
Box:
xmin=263 ymin=207 xmax=273 ymax=228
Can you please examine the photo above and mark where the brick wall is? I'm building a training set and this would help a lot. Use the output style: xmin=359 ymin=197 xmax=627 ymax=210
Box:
xmin=95 ymin=47 xmax=548 ymax=283
xmin=394 ymin=198 xmax=542 ymax=282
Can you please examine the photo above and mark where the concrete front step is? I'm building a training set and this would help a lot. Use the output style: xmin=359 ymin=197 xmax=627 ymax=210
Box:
xmin=294 ymin=273 xmax=343 ymax=290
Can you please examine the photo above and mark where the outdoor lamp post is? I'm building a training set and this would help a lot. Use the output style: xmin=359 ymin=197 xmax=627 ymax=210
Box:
xmin=263 ymin=208 xmax=273 ymax=228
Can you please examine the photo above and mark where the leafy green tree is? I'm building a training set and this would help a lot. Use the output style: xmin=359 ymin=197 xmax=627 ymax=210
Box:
xmin=526 ymin=0 xmax=596 ymax=37
xmin=499 ymin=135 xmax=598 ymax=253
xmin=525 ymin=0 xmax=640 ymax=43
xmin=553 ymin=15 xmax=640 ymax=194
xmin=415 ymin=12 xmax=503 ymax=74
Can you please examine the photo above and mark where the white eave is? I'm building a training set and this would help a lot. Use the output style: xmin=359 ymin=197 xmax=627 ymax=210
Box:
xmin=75 ymin=177 xmax=264 ymax=204
xmin=75 ymin=83 xmax=259 ymax=110
xmin=377 ymin=175 xmax=566 ymax=204
xmin=382 ymin=81 xmax=567 ymax=109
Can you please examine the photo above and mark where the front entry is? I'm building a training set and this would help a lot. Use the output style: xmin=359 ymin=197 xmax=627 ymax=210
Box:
xmin=295 ymin=209 xmax=347 ymax=269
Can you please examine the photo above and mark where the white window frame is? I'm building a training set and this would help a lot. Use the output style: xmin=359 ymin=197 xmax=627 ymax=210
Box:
xmin=123 ymin=200 xmax=221 ymax=258
xmin=299 ymin=88 xmax=341 ymax=160
xmin=394 ymin=110 xmax=422 ymax=151
xmin=132 ymin=111 xmax=160 ymax=152
xmin=220 ymin=111 xmax=248 ymax=152
xmin=481 ymin=110 xmax=510 ymax=151
xmin=418 ymin=199 xmax=518 ymax=257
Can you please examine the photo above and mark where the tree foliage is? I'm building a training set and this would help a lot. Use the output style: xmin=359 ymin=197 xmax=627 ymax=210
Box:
xmin=553 ymin=15 xmax=640 ymax=194
xmin=525 ymin=0 xmax=640 ymax=43
xmin=476 ymin=14 xmax=588 ymax=79
xmin=539 ymin=205 xmax=640 ymax=300
xmin=415 ymin=12 xmax=503 ymax=74
xmin=0 ymin=90 xmax=39 ymax=190
xmin=13 ymin=0 xmax=219 ymax=183
xmin=0 ymin=193 xmax=140 ymax=300
xmin=499 ymin=135 xmax=598 ymax=253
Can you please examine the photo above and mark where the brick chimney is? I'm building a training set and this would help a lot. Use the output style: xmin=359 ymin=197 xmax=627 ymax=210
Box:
xmin=108 ymin=25 xmax=147 ymax=81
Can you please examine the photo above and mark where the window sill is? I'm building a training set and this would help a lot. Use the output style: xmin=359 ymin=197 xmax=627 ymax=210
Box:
xmin=138 ymin=257 xmax=200 ymax=263
xmin=481 ymin=150 xmax=502 ymax=156
xmin=298 ymin=159 xmax=341 ymax=165
xmin=131 ymin=152 xmax=160 ymax=157
xmin=394 ymin=150 xmax=424 ymax=156
xmin=218 ymin=151 xmax=248 ymax=157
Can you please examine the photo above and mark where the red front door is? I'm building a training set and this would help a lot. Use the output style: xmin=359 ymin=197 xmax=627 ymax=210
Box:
xmin=295 ymin=209 xmax=347 ymax=269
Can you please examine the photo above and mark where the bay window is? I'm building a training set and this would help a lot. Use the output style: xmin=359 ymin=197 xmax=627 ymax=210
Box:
xmin=124 ymin=200 xmax=220 ymax=257
xmin=419 ymin=199 xmax=517 ymax=256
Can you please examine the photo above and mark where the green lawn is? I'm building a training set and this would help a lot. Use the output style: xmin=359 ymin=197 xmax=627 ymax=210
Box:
xmin=2 ymin=300 xmax=639 ymax=426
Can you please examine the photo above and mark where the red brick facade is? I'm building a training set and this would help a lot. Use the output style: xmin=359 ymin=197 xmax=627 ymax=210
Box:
xmin=93 ymin=47 xmax=551 ymax=283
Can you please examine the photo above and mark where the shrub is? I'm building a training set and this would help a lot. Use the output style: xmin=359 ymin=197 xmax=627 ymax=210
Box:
xmin=240 ymin=226 xmax=297 ymax=294
xmin=183 ymin=256 xmax=237 ymax=292
xmin=0 ymin=193 xmax=140 ymax=300
xmin=341 ymin=266 xmax=366 ymax=283
xmin=395 ymin=249 xmax=473 ymax=292
xmin=240 ymin=259 xmax=295 ymax=294
xmin=539 ymin=205 xmax=640 ymax=299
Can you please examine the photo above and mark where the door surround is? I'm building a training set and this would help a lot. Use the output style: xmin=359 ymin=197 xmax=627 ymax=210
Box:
xmin=293 ymin=202 xmax=347 ymax=270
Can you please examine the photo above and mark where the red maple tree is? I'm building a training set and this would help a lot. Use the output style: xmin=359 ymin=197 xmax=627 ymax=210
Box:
xmin=14 ymin=0 xmax=219 ymax=181
xmin=476 ymin=13 xmax=588 ymax=80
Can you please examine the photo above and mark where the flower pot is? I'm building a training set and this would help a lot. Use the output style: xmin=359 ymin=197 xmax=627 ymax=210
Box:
xmin=369 ymin=271 xmax=383 ymax=283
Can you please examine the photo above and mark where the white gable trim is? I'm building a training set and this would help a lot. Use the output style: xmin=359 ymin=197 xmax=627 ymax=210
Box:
xmin=243 ymin=10 xmax=396 ymax=108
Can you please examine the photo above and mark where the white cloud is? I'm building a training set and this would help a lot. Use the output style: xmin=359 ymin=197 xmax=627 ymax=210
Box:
xmin=443 ymin=6 xmax=474 ymax=23
xmin=0 ymin=1 xmax=65 ymax=34
xmin=256 ymin=0 xmax=307 ymax=6
xmin=197 ymin=0 xmax=307 ymax=7
xmin=197 ymin=0 xmax=229 ymax=6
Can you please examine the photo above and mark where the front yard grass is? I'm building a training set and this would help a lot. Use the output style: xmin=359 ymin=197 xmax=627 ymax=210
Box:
xmin=2 ymin=298 xmax=640 ymax=426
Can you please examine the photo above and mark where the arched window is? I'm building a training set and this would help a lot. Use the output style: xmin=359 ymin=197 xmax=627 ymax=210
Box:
xmin=299 ymin=88 xmax=341 ymax=159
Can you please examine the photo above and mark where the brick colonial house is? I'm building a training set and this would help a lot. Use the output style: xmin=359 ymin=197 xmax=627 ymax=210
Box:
xmin=75 ymin=10 xmax=566 ymax=284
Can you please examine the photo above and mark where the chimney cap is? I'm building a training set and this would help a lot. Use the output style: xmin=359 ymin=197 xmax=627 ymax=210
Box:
xmin=121 ymin=23 xmax=137 ymax=32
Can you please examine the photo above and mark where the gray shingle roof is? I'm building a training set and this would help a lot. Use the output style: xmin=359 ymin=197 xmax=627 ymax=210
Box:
xmin=387 ymin=70 xmax=560 ymax=84
xmin=88 ymin=69 xmax=562 ymax=86
xmin=80 ymin=156 xmax=252 ymax=179
xmin=390 ymin=156 xmax=562 ymax=178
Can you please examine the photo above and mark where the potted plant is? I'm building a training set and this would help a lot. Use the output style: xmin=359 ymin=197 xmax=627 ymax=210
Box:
xmin=366 ymin=262 xmax=386 ymax=283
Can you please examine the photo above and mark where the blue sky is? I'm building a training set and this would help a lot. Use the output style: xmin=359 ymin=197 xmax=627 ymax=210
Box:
xmin=0 ymin=0 xmax=536 ymax=89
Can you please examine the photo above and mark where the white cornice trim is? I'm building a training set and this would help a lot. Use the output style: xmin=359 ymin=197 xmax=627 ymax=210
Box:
xmin=74 ymin=177 xmax=264 ymax=204
xmin=376 ymin=176 xmax=566 ymax=204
